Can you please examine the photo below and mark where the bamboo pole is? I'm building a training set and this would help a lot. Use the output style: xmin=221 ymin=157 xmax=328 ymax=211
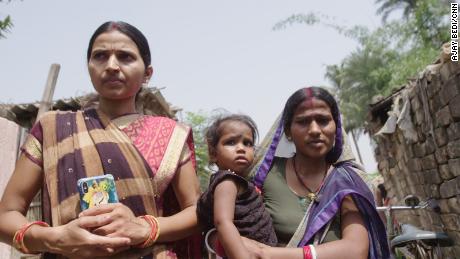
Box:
xmin=36 ymin=63 xmax=60 ymax=120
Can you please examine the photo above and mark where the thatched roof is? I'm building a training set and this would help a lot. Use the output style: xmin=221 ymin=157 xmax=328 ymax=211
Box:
xmin=0 ymin=87 xmax=180 ymax=128
xmin=368 ymin=85 xmax=406 ymax=125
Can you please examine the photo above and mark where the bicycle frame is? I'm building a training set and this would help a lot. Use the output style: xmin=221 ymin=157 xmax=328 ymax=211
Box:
xmin=376 ymin=203 xmax=429 ymax=240
xmin=376 ymin=199 xmax=452 ymax=259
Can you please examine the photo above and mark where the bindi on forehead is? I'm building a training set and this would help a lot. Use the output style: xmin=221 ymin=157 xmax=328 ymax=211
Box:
xmin=304 ymin=88 xmax=314 ymax=108
xmin=109 ymin=23 xmax=120 ymax=31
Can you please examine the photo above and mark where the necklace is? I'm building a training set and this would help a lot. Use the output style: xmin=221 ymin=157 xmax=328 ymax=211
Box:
xmin=291 ymin=156 xmax=327 ymax=202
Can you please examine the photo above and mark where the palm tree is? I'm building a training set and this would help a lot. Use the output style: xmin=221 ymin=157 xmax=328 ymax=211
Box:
xmin=325 ymin=42 xmax=398 ymax=164
xmin=375 ymin=0 xmax=418 ymax=22
xmin=325 ymin=64 xmax=365 ymax=165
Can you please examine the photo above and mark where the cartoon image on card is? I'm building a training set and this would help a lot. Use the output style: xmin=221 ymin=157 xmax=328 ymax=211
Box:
xmin=77 ymin=174 xmax=119 ymax=211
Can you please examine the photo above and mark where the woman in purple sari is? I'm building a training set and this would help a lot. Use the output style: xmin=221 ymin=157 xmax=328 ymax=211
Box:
xmin=246 ymin=87 xmax=389 ymax=259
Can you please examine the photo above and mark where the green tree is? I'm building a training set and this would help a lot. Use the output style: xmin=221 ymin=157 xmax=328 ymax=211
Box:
xmin=0 ymin=0 xmax=13 ymax=39
xmin=376 ymin=0 xmax=450 ymax=87
xmin=275 ymin=0 xmax=450 ymax=133
xmin=0 ymin=15 xmax=12 ymax=38
xmin=182 ymin=111 xmax=211 ymax=192
xmin=376 ymin=0 xmax=452 ymax=25
xmin=324 ymin=46 xmax=395 ymax=165
xmin=410 ymin=0 xmax=451 ymax=47
xmin=326 ymin=40 xmax=397 ymax=128
xmin=375 ymin=0 xmax=418 ymax=22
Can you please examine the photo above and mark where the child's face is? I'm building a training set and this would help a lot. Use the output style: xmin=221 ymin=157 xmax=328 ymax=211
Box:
xmin=213 ymin=120 xmax=255 ymax=176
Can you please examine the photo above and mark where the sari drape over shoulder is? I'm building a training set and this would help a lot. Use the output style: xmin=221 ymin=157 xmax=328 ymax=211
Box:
xmin=21 ymin=108 xmax=198 ymax=259
xmin=250 ymin=112 xmax=390 ymax=259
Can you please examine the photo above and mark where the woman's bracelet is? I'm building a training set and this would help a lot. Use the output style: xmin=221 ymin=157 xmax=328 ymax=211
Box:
xmin=13 ymin=221 xmax=50 ymax=254
xmin=303 ymin=245 xmax=317 ymax=259
xmin=135 ymin=215 xmax=160 ymax=248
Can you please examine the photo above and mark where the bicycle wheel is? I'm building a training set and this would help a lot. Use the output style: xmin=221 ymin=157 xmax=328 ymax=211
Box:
xmin=414 ymin=241 xmax=427 ymax=258
xmin=396 ymin=241 xmax=424 ymax=259
xmin=413 ymin=240 xmax=440 ymax=259
xmin=431 ymin=244 xmax=443 ymax=259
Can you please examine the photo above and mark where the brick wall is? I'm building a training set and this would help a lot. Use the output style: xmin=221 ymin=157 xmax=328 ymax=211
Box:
xmin=367 ymin=56 xmax=460 ymax=257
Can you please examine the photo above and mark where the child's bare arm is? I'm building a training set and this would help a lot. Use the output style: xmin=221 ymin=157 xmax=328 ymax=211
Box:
xmin=213 ymin=178 xmax=251 ymax=259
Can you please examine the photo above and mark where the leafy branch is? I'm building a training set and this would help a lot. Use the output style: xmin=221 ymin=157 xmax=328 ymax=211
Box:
xmin=0 ymin=0 xmax=14 ymax=39
xmin=273 ymin=0 xmax=451 ymax=134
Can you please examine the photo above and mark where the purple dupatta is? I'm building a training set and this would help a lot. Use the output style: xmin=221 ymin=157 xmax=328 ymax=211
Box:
xmin=300 ymin=162 xmax=389 ymax=258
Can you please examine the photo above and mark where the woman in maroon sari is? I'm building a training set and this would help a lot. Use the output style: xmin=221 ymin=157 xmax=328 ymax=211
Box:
xmin=0 ymin=21 xmax=201 ymax=258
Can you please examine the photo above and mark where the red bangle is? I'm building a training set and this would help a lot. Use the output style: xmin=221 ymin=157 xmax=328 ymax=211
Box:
xmin=13 ymin=221 xmax=50 ymax=254
xmin=303 ymin=245 xmax=312 ymax=259
xmin=135 ymin=215 xmax=159 ymax=248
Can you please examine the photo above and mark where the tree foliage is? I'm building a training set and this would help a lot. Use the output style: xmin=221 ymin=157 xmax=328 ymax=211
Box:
xmin=182 ymin=111 xmax=211 ymax=192
xmin=376 ymin=0 xmax=418 ymax=22
xmin=0 ymin=15 xmax=12 ymax=38
xmin=275 ymin=0 xmax=451 ymax=134
xmin=0 ymin=0 xmax=14 ymax=39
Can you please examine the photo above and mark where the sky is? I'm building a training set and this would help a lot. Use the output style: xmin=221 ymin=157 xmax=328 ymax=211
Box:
xmin=0 ymin=0 xmax=382 ymax=172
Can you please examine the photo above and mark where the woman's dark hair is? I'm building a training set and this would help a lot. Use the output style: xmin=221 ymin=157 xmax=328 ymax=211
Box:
xmin=282 ymin=86 xmax=342 ymax=163
xmin=86 ymin=21 xmax=151 ymax=69
xmin=205 ymin=114 xmax=259 ymax=160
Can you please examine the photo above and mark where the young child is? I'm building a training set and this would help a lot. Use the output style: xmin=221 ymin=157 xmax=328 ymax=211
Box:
xmin=197 ymin=114 xmax=277 ymax=259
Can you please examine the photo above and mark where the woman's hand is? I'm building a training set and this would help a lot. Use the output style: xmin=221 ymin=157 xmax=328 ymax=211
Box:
xmin=43 ymin=216 xmax=130 ymax=258
xmin=78 ymin=203 xmax=150 ymax=246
